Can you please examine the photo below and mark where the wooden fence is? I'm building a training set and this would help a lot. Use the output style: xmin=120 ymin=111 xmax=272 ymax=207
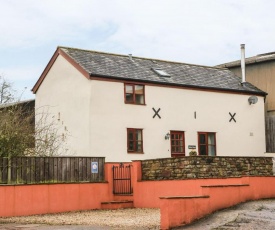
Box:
xmin=0 ymin=156 xmax=105 ymax=184
xmin=266 ymin=115 xmax=275 ymax=153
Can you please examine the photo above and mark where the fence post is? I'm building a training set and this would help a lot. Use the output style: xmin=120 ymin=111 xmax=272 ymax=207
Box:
xmin=7 ymin=155 xmax=11 ymax=184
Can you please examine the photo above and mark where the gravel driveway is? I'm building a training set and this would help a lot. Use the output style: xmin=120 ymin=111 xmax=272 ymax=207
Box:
xmin=0 ymin=208 xmax=160 ymax=230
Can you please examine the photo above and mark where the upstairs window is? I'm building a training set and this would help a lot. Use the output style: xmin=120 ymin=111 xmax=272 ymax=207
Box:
xmin=124 ymin=84 xmax=145 ymax=105
xmin=127 ymin=128 xmax=143 ymax=153
xmin=198 ymin=132 xmax=216 ymax=156
xmin=170 ymin=131 xmax=185 ymax=157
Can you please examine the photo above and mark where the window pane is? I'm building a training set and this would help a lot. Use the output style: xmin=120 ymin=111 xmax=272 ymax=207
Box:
xmin=128 ymin=131 xmax=134 ymax=140
xmin=135 ymin=94 xmax=144 ymax=104
xmin=136 ymin=142 xmax=142 ymax=152
xmin=126 ymin=85 xmax=133 ymax=93
xmin=125 ymin=85 xmax=134 ymax=103
xmin=199 ymin=134 xmax=206 ymax=144
xmin=200 ymin=145 xmax=207 ymax=155
xmin=208 ymin=145 xmax=216 ymax=156
xmin=135 ymin=85 xmax=144 ymax=104
xmin=135 ymin=85 xmax=143 ymax=94
xmin=208 ymin=134 xmax=215 ymax=145
xmin=128 ymin=141 xmax=134 ymax=151
xmin=136 ymin=130 xmax=142 ymax=141
xmin=126 ymin=94 xmax=134 ymax=102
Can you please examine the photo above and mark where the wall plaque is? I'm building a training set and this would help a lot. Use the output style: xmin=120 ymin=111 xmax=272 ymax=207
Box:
xmin=91 ymin=162 xmax=98 ymax=173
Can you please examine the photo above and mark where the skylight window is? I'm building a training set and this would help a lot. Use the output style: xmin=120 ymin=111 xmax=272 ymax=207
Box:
xmin=152 ymin=68 xmax=170 ymax=77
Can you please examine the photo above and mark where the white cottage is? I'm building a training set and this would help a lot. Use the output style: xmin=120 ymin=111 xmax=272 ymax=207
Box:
xmin=32 ymin=47 xmax=267 ymax=162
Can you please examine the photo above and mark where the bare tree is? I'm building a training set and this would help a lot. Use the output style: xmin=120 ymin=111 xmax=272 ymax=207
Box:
xmin=0 ymin=76 xmax=69 ymax=158
xmin=0 ymin=76 xmax=15 ymax=104
xmin=33 ymin=106 xmax=69 ymax=156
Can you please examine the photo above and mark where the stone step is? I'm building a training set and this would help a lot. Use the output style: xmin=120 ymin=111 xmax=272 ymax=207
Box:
xmin=113 ymin=194 xmax=134 ymax=201
xmin=101 ymin=200 xmax=134 ymax=209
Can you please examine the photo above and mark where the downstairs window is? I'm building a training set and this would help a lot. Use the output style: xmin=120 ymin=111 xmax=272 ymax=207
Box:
xmin=127 ymin=128 xmax=143 ymax=153
xmin=198 ymin=132 xmax=216 ymax=156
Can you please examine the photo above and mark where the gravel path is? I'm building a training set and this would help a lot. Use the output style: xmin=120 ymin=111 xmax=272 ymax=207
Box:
xmin=0 ymin=208 xmax=160 ymax=230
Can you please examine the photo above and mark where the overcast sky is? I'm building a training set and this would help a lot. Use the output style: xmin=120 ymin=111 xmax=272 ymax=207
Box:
xmin=0 ymin=0 xmax=274 ymax=100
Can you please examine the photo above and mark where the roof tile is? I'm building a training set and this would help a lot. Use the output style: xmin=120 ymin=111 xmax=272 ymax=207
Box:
xmin=60 ymin=47 xmax=266 ymax=95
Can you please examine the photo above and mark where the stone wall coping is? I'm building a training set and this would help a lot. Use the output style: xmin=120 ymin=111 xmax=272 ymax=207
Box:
xmin=159 ymin=195 xmax=210 ymax=199
xmin=101 ymin=200 xmax=133 ymax=204
xmin=201 ymin=184 xmax=250 ymax=188
xmin=142 ymin=156 xmax=274 ymax=161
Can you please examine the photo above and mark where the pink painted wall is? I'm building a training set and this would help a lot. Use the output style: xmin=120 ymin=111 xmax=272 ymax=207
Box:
xmin=0 ymin=183 xmax=109 ymax=217
xmin=131 ymin=161 xmax=251 ymax=208
xmin=1 ymin=160 xmax=275 ymax=230
xmin=0 ymin=163 xmax=123 ymax=217
xmin=159 ymin=177 xmax=275 ymax=229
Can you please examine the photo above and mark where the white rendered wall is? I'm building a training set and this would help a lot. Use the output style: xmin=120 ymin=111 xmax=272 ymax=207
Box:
xmin=35 ymin=56 xmax=266 ymax=162
xmin=35 ymin=55 xmax=92 ymax=156
xmin=89 ymin=80 xmax=266 ymax=162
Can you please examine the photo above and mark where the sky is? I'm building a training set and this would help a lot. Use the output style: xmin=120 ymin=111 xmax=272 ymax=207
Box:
xmin=0 ymin=0 xmax=275 ymax=100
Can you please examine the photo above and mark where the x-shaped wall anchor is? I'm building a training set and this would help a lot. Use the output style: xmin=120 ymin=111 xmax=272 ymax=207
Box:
xmin=152 ymin=108 xmax=161 ymax=119
xmin=229 ymin=112 xmax=236 ymax=122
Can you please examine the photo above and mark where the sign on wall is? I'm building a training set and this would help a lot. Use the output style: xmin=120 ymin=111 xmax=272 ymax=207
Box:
xmin=188 ymin=145 xmax=196 ymax=149
xmin=91 ymin=162 xmax=98 ymax=173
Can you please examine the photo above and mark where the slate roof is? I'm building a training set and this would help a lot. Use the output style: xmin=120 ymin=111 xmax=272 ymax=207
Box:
xmin=59 ymin=47 xmax=266 ymax=96
xmin=216 ymin=51 xmax=275 ymax=68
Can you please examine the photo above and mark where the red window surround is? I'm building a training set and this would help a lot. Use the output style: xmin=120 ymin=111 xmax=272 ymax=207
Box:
xmin=124 ymin=83 xmax=145 ymax=105
xmin=170 ymin=131 xmax=185 ymax=157
xmin=198 ymin=132 xmax=216 ymax=156
xmin=127 ymin=128 xmax=143 ymax=153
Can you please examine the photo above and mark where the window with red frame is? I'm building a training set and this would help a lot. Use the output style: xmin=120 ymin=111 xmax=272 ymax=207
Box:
xmin=170 ymin=131 xmax=185 ymax=157
xmin=127 ymin=128 xmax=143 ymax=153
xmin=124 ymin=84 xmax=145 ymax=105
xmin=198 ymin=132 xmax=216 ymax=156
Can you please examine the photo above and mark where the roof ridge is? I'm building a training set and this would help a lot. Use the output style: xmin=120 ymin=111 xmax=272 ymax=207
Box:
xmin=256 ymin=51 xmax=275 ymax=56
xmin=58 ymin=46 xmax=228 ymax=70
xmin=217 ymin=50 xmax=275 ymax=67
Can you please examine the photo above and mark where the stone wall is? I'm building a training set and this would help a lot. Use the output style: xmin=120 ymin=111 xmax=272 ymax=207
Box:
xmin=141 ymin=156 xmax=274 ymax=180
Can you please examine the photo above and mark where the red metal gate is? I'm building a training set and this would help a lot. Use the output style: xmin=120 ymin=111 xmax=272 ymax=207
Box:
xmin=112 ymin=163 xmax=132 ymax=194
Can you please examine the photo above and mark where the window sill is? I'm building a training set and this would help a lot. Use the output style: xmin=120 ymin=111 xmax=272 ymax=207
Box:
xmin=171 ymin=154 xmax=185 ymax=157
xmin=125 ymin=102 xmax=146 ymax=106
xmin=127 ymin=152 xmax=144 ymax=154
